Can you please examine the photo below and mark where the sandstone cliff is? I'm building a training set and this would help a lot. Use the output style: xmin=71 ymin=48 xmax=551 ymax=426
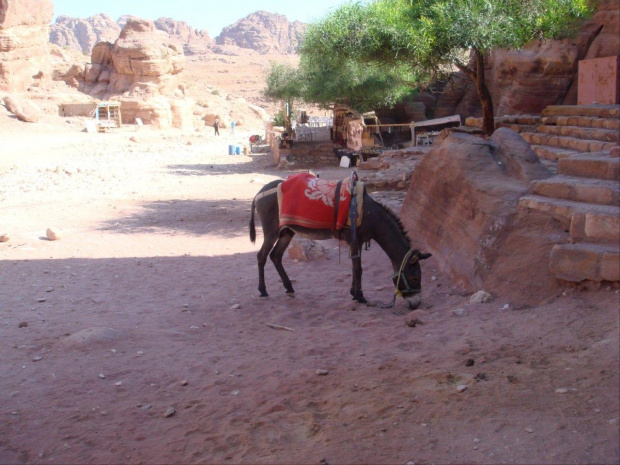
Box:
xmin=154 ymin=17 xmax=213 ymax=55
xmin=216 ymin=11 xmax=306 ymax=54
xmin=0 ymin=0 xmax=54 ymax=92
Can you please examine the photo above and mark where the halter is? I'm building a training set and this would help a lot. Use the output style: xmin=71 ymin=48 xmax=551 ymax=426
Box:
xmin=392 ymin=248 xmax=420 ymax=298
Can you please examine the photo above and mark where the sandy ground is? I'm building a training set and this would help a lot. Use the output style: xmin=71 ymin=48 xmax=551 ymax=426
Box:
xmin=0 ymin=111 xmax=619 ymax=465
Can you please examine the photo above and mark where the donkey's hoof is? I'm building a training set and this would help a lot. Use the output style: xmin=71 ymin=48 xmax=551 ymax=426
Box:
xmin=259 ymin=291 xmax=269 ymax=297
xmin=286 ymin=292 xmax=296 ymax=298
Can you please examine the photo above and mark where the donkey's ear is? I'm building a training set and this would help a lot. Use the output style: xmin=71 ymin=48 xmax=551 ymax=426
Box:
xmin=418 ymin=252 xmax=432 ymax=260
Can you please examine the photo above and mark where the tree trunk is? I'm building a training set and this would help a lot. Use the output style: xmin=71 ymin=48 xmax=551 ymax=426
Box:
xmin=474 ymin=49 xmax=495 ymax=136
xmin=456 ymin=49 xmax=495 ymax=136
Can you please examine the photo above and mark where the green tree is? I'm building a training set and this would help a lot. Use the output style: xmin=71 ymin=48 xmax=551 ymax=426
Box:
xmin=300 ymin=0 xmax=593 ymax=135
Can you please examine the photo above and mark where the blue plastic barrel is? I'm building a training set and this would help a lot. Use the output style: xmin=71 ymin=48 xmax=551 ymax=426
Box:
xmin=235 ymin=145 xmax=241 ymax=155
xmin=228 ymin=144 xmax=234 ymax=155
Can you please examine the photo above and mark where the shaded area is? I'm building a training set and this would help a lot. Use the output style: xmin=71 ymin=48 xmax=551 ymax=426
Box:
xmin=167 ymin=155 xmax=273 ymax=177
xmin=98 ymin=198 xmax=253 ymax=238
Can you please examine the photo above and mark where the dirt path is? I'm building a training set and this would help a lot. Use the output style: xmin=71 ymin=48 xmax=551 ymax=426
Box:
xmin=1 ymin=114 xmax=618 ymax=464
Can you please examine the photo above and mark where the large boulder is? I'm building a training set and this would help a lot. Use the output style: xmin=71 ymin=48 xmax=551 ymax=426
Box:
xmin=3 ymin=93 xmax=41 ymax=122
xmin=401 ymin=128 xmax=557 ymax=301
xmin=0 ymin=0 xmax=54 ymax=92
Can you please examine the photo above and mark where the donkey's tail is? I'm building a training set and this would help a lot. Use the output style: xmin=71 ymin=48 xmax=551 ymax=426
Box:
xmin=249 ymin=196 xmax=257 ymax=243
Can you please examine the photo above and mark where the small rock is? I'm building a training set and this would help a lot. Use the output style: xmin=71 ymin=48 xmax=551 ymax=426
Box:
xmin=45 ymin=287 xmax=54 ymax=293
xmin=140 ymin=404 xmax=152 ymax=410
xmin=315 ymin=369 xmax=329 ymax=376
xmin=452 ymin=308 xmax=468 ymax=317
xmin=456 ymin=384 xmax=468 ymax=393
xmin=32 ymin=355 xmax=42 ymax=362
xmin=129 ymin=136 xmax=139 ymax=143
xmin=500 ymin=303 xmax=510 ymax=310
xmin=98 ymin=373 xmax=106 ymax=379
xmin=18 ymin=322 xmax=28 ymax=328
xmin=115 ymin=381 xmax=123 ymax=386
xmin=0 ymin=234 xmax=9 ymax=242
xmin=231 ymin=390 xmax=240 ymax=396
xmin=180 ymin=380 xmax=188 ymax=386
xmin=405 ymin=310 xmax=425 ymax=327
xmin=555 ymin=388 xmax=569 ymax=394
xmin=36 ymin=298 xmax=46 ymax=303
xmin=163 ymin=407 xmax=176 ymax=418
xmin=524 ymin=426 xmax=534 ymax=433
xmin=470 ymin=290 xmax=492 ymax=304
xmin=465 ymin=358 xmax=475 ymax=367
xmin=230 ymin=304 xmax=241 ymax=310
xmin=46 ymin=228 xmax=61 ymax=241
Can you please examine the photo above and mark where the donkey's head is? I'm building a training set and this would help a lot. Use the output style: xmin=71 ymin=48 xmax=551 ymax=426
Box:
xmin=393 ymin=249 xmax=432 ymax=309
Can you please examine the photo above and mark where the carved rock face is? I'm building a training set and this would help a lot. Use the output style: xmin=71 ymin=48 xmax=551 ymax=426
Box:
xmin=0 ymin=0 xmax=54 ymax=91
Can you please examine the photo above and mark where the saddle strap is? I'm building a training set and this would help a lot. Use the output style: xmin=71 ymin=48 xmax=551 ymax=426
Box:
xmin=333 ymin=179 xmax=344 ymax=231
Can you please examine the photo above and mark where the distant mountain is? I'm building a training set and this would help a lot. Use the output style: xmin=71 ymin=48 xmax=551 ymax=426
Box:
xmin=50 ymin=13 xmax=120 ymax=53
xmin=49 ymin=11 xmax=306 ymax=56
xmin=216 ymin=11 xmax=306 ymax=54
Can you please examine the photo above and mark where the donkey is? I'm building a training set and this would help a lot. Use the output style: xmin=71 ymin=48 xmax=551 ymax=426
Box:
xmin=249 ymin=176 xmax=431 ymax=309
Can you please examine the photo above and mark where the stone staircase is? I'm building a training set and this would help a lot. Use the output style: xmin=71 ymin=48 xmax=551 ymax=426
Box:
xmin=514 ymin=105 xmax=620 ymax=284
xmin=467 ymin=105 xmax=619 ymax=283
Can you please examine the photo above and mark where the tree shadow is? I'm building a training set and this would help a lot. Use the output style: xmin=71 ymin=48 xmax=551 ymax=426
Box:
xmin=99 ymin=198 xmax=253 ymax=238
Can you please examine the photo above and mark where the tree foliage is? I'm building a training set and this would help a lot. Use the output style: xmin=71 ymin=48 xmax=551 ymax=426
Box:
xmin=266 ymin=0 xmax=594 ymax=132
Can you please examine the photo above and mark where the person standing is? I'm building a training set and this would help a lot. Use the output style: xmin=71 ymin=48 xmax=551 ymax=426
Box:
xmin=230 ymin=119 xmax=236 ymax=135
xmin=214 ymin=116 xmax=220 ymax=136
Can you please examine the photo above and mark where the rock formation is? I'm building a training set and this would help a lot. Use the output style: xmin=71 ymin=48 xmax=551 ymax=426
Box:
xmin=216 ymin=11 xmax=306 ymax=54
xmin=79 ymin=17 xmax=190 ymax=128
xmin=434 ymin=0 xmax=619 ymax=118
xmin=0 ymin=0 xmax=54 ymax=92
xmin=401 ymin=129 xmax=557 ymax=301
xmin=49 ymin=14 xmax=121 ymax=53
xmin=154 ymin=17 xmax=213 ymax=55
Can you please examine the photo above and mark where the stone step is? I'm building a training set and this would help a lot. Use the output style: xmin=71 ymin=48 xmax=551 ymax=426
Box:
xmin=531 ymin=145 xmax=582 ymax=162
xmin=519 ymin=195 xmax=620 ymax=243
xmin=537 ymin=125 xmax=619 ymax=143
xmin=549 ymin=242 xmax=620 ymax=282
xmin=528 ymin=175 xmax=620 ymax=206
xmin=521 ymin=132 xmax=615 ymax=153
xmin=542 ymin=105 xmax=620 ymax=119
xmin=541 ymin=115 xmax=620 ymax=131
xmin=558 ymin=152 xmax=620 ymax=180
xmin=496 ymin=123 xmax=537 ymax=134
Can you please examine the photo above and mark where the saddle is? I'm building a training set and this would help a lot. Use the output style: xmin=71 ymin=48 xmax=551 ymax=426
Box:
xmin=277 ymin=172 xmax=363 ymax=231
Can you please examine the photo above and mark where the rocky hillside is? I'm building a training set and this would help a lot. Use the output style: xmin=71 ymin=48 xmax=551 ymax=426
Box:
xmin=216 ymin=10 xmax=306 ymax=54
xmin=49 ymin=10 xmax=305 ymax=56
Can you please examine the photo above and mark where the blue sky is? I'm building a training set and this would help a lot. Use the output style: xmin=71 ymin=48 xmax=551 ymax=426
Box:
xmin=52 ymin=0 xmax=350 ymax=36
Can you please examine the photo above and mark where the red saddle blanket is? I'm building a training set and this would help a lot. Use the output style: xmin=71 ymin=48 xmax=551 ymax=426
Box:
xmin=278 ymin=172 xmax=363 ymax=230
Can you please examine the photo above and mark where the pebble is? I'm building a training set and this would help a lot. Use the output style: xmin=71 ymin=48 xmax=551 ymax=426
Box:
xmin=231 ymin=390 xmax=240 ymax=396
xmin=45 ymin=287 xmax=54 ymax=293
xmin=115 ymin=381 xmax=123 ymax=386
xmin=500 ymin=304 xmax=510 ymax=310
xmin=524 ymin=426 xmax=534 ymax=433
xmin=456 ymin=384 xmax=468 ymax=393
xmin=465 ymin=358 xmax=475 ymax=367
xmin=163 ymin=407 xmax=175 ymax=418
xmin=555 ymin=388 xmax=569 ymax=394
xmin=470 ymin=290 xmax=492 ymax=304
xmin=18 ymin=322 xmax=28 ymax=328
xmin=452 ymin=308 xmax=468 ymax=317
xmin=230 ymin=304 xmax=241 ymax=310
xmin=180 ymin=380 xmax=188 ymax=386
xmin=98 ymin=373 xmax=106 ymax=379
xmin=32 ymin=355 xmax=42 ymax=362
xmin=36 ymin=298 xmax=46 ymax=303
xmin=45 ymin=228 xmax=61 ymax=241
xmin=0 ymin=234 xmax=9 ymax=242
xmin=405 ymin=310 xmax=425 ymax=327
xmin=315 ymin=369 xmax=329 ymax=376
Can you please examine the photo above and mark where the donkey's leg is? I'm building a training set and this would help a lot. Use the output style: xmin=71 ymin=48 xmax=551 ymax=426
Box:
xmin=257 ymin=232 xmax=279 ymax=297
xmin=349 ymin=242 xmax=366 ymax=303
xmin=270 ymin=230 xmax=295 ymax=294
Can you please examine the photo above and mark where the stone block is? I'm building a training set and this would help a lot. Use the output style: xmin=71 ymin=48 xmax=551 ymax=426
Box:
xmin=585 ymin=212 xmax=620 ymax=243
xmin=550 ymin=244 xmax=599 ymax=281
xmin=601 ymin=251 xmax=620 ymax=281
